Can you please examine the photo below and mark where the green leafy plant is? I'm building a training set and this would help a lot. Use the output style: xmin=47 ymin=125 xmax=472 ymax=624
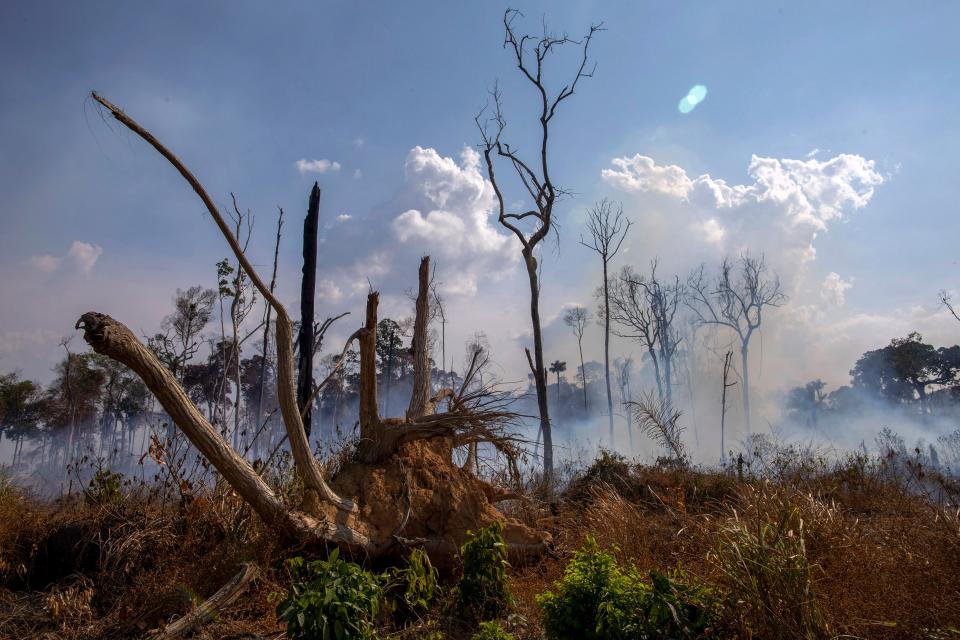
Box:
xmin=275 ymin=549 xmax=383 ymax=640
xmin=471 ymin=620 xmax=514 ymax=640
xmin=384 ymin=549 xmax=437 ymax=622
xmin=453 ymin=522 xmax=513 ymax=625
xmin=628 ymin=569 xmax=720 ymax=639
xmin=539 ymin=537 xmax=719 ymax=640
xmin=83 ymin=469 xmax=124 ymax=507
xmin=387 ymin=547 xmax=438 ymax=613
xmin=538 ymin=537 xmax=644 ymax=640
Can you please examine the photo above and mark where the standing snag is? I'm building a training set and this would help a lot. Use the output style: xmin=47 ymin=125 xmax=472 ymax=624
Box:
xmin=297 ymin=183 xmax=321 ymax=438
xmin=687 ymin=254 xmax=786 ymax=435
xmin=476 ymin=9 xmax=603 ymax=478
xmin=581 ymin=198 xmax=631 ymax=447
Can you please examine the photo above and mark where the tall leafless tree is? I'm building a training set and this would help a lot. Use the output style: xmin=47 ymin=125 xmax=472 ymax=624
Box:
xmin=476 ymin=9 xmax=602 ymax=478
xmin=255 ymin=208 xmax=284 ymax=427
xmin=634 ymin=261 xmax=683 ymax=410
xmin=687 ymin=254 xmax=786 ymax=435
xmin=563 ymin=305 xmax=591 ymax=411
xmin=430 ymin=280 xmax=448 ymax=388
xmin=608 ymin=263 xmax=681 ymax=411
xmin=581 ymin=199 xmax=631 ymax=447
xmin=720 ymin=350 xmax=736 ymax=465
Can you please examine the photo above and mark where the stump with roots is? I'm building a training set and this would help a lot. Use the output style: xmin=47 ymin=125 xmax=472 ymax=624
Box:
xmin=77 ymin=92 xmax=549 ymax=564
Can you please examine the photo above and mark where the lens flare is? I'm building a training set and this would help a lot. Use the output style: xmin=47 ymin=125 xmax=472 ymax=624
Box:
xmin=678 ymin=84 xmax=708 ymax=114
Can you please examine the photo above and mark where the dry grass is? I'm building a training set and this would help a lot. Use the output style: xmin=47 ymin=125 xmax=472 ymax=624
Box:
xmin=2 ymin=450 xmax=960 ymax=639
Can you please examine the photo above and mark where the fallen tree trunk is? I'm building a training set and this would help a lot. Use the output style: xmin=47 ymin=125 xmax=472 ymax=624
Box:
xmin=75 ymin=311 xmax=369 ymax=548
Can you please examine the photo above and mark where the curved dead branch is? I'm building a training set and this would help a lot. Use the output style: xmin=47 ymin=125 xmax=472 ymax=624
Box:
xmin=90 ymin=92 xmax=354 ymax=514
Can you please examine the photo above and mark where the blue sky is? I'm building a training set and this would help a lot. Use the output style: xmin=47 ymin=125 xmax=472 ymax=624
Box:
xmin=1 ymin=0 xmax=959 ymax=423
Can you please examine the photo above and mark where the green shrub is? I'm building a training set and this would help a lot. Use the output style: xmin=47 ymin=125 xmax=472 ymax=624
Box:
xmin=538 ymin=537 xmax=644 ymax=640
xmin=83 ymin=469 xmax=124 ymax=507
xmin=387 ymin=547 xmax=438 ymax=613
xmin=275 ymin=549 xmax=383 ymax=640
xmin=539 ymin=538 xmax=719 ymax=640
xmin=453 ymin=522 xmax=513 ymax=625
xmin=471 ymin=620 xmax=514 ymax=640
xmin=625 ymin=569 xmax=720 ymax=639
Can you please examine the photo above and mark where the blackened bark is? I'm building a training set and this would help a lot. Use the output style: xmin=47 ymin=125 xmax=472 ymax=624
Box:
xmin=524 ymin=250 xmax=553 ymax=475
xmin=297 ymin=183 xmax=320 ymax=437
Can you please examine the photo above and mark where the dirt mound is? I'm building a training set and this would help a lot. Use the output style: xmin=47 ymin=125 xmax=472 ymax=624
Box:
xmin=330 ymin=440 xmax=548 ymax=567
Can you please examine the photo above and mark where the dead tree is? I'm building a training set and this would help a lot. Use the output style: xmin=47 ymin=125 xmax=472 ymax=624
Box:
xmin=255 ymin=208 xmax=284 ymax=427
xmin=297 ymin=183 xmax=321 ymax=438
xmin=613 ymin=356 xmax=634 ymax=451
xmin=562 ymin=305 xmax=591 ymax=411
xmin=634 ymin=261 xmax=683 ymax=410
xmin=687 ymin=255 xmax=786 ymax=435
xmin=476 ymin=9 xmax=602 ymax=479
xmin=82 ymin=93 xmax=545 ymax=562
xmin=608 ymin=265 xmax=667 ymax=407
xmin=430 ymin=281 xmax=448 ymax=388
xmin=720 ymin=350 xmax=736 ymax=466
xmin=581 ymin=199 xmax=631 ymax=447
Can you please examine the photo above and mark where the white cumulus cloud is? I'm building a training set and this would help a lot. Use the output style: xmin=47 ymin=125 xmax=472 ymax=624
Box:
xmin=29 ymin=240 xmax=103 ymax=275
xmin=296 ymin=158 xmax=342 ymax=174
xmin=602 ymin=152 xmax=884 ymax=280
xmin=314 ymin=145 xmax=516 ymax=301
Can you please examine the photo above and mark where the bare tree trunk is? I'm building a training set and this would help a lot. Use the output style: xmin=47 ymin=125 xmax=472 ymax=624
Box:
xmin=577 ymin=337 xmax=587 ymax=412
xmin=740 ymin=344 xmax=751 ymax=436
xmin=602 ymin=262 xmax=614 ymax=447
xmin=663 ymin=350 xmax=673 ymax=410
xmin=721 ymin=350 xmax=734 ymax=466
xmin=407 ymin=257 xmax=431 ymax=421
xmin=297 ymin=183 xmax=320 ymax=439
xmin=256 ymin=208 xmax=283 ymax=427
xmin=358 ymin=292 xmax=382 ymax=450
xmin=524 ymin=251 xmax=553 ymax=477
xmin=648 ymin=346 xmax=664 ymax=407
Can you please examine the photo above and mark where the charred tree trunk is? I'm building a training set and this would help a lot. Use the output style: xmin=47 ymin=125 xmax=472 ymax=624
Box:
xmin=297 ymin=183 xmax=321 ymax=438
xmin=523 ymin=250 xmax=553 ymax=477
